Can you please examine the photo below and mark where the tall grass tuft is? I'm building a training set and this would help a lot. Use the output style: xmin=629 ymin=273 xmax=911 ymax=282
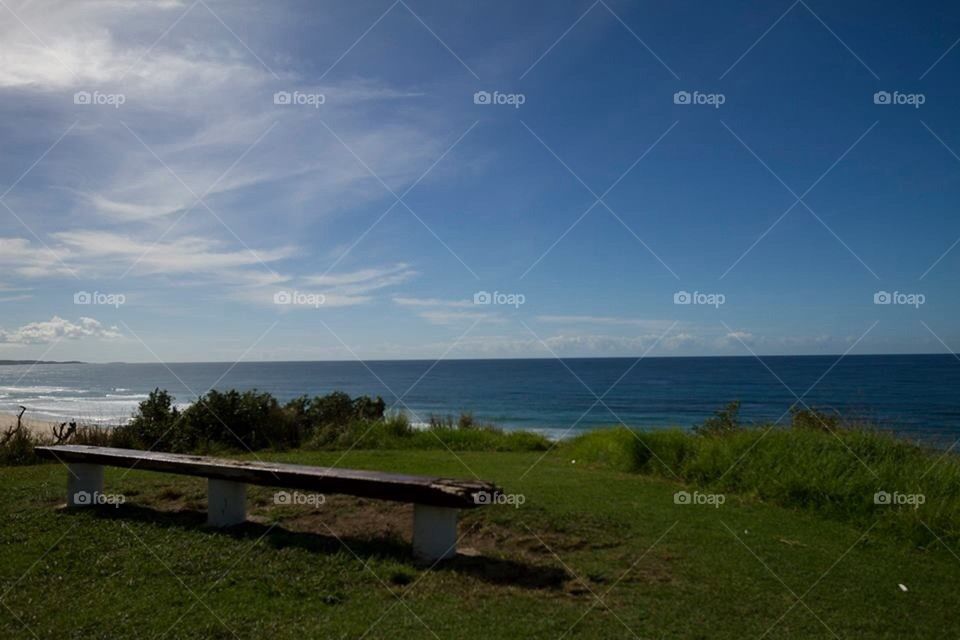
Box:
xmin=562 ymin=412 xmax=960 ymax=546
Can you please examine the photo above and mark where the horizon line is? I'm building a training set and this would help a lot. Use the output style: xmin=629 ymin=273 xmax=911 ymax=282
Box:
xmin=4 ymin=351 xmax=956 ymax=366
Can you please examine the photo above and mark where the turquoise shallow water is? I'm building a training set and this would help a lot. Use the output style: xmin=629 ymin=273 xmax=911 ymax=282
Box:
xmin=1 ymin=355 xmax=958 ymax=443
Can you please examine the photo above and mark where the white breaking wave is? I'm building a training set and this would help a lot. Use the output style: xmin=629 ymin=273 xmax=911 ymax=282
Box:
xmin=0 ymin=385 xmax=73 ymax=394
xmin=0 ymin=391 xmax=151 ymax=425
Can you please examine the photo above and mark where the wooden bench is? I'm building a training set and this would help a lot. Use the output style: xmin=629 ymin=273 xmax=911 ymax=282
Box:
xmin=35 ymin=445 xmax=500 ymax=561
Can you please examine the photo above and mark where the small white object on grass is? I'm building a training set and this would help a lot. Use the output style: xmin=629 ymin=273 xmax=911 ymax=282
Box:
xmin=571 ymin=460 xmax=576 ymax=464
xmin=898 ymin=583 xmax=908 ymax=592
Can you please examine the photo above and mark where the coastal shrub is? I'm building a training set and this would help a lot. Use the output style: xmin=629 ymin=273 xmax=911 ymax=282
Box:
xmin=285 ymin=391 xmax=386 ymax=428
xmin=284 ymin=392 xmax=387 ymax=447
xmin=302 ymin=412 xmax=551 ymax=452
xmin=427 ymin=412 xmax=491 ymax=430
xmin=383 ymin=413 xmax=413 ymax=438
xmin=352 ymin=395 xmax=387 ymax=422
xmin=117 ymin=388 xmax=388 ymax=453
xmin=693 ymin=400 xmax=743 ymax=435
xmin=111 ymin=389 xmax=420 ymax=452
xmin=122 ymin=389 xmax=182 ymax=450
xmin=0 ymin=425 xmax=41 ymax=465
xmin=178 ymin=389 xmax=292 ymax=452
xmin=70 ymin=425 xmax=125 ymax=448
xmin=4 ymin=388 xmax=544 ymax=458
xmin=790 ymin=405 xmax=843 ymax=432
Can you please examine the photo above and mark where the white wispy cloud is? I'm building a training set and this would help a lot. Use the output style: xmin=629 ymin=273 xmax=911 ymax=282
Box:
xmin=392 ymin=296 xmax=474 ymax=308
xmin=0 ymin=316 xmax=122 ymax=344
xmin=235 ymin=263 xmax=418 ymax=309
xmin=304 ymin=264 xmax=416 ymax=292
xmin=418 ymin=310 xmax=501 ymax=325
xmin=0 ymin=238 xmax=76 ymax=278
xmin=535 ymin=315 xmax=675 ymax=330
xmin=0 ymin=0 xmax=451 ymax=308
xmin=0 ymin=232 xmax=294 ymax=283
xmin=391 ymin=295 xmax=500 ymax=325
xmin=0 ymin=0 xmax=255 ymax=91
xmin=54 ymin=230 xmax=294 ymax=277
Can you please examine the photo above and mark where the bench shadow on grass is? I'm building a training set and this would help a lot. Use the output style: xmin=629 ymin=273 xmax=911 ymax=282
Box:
xmin=71 ymin=504 xmax=571 ymax=590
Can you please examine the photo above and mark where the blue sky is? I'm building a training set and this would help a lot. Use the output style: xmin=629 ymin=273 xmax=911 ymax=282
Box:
xmin=0 ymin=0 xmax=958 ymax=362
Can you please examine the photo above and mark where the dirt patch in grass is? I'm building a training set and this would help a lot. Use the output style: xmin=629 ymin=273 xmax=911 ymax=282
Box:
xmin=467 ymin=521 xmax=615 ymax=555
xmin=265 ymin=497 xmax=612 ymax=558
xmin=276 ymin=495 xmax=413 ymax=543
xmin=111 ymin=489 xmax=667 ymax=593
xmin=256 ymin=497 xmax=630 ymax=591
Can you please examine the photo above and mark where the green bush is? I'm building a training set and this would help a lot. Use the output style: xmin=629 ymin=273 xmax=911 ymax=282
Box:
xmin=303 ymin=412 xmax=551 ymax=452
xmin=284 ymin=392 xmax=386 ymax=448
xmin=693 ymin=400 xmax=743 ymax=435
xmin=113 ymin=389 xmax=533 ymax=454
xmin=790 ymin=405 xmax=842 ymax=432
xmin=0 ymin=426 xmax=41 ymax=465
xmin=71 ymin=425 xmax=123 ymax=448
xmin=427 ymin=412 xmax=491 ymax=430
xmin=121 ymin=388 xmax=182 ymax=450
xmin=178 ymin=389 xmax=292 ymax=452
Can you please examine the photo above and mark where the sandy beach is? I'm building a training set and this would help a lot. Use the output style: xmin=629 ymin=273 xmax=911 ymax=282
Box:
xmin=1 ymin=411 xmax=67 ymax=439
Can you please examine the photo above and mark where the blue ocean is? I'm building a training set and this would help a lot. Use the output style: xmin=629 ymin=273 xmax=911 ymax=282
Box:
xmin=1 ymin=355 xmax=958 ymax=443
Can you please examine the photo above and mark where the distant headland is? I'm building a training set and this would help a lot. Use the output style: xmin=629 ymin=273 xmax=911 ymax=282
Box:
xmin=0 ymin=360 xmax=85 ymax=365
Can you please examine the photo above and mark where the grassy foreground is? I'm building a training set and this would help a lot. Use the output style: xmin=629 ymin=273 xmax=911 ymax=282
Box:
xmin=2 ymin=439 xmax=959 ymax=639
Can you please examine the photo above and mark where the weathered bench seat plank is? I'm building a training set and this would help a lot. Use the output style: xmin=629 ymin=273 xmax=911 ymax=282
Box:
xmin=35 ymin=445 xmax=497 ymax=509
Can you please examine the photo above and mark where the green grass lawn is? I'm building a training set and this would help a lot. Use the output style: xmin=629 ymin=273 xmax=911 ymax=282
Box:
xmin=1 ymin=448 xmax=958 ymax=639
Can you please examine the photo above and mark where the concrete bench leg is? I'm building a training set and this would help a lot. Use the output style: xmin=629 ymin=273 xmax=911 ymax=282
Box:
xmin=412 ymin=505 xmax=458 ymax=562
xmin=67 ymin=463 xmax=104 ymax=508
xmin=207 ymin=479 xmax=246 ymax=527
